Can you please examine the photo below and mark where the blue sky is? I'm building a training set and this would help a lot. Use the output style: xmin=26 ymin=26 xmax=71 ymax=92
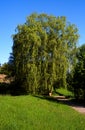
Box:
xmin=0 ymin=0 xmax=85 ymax=64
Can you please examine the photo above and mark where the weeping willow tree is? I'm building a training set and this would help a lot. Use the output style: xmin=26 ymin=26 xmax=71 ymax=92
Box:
xmin=12 ymin=13 xmax=79 ymax=94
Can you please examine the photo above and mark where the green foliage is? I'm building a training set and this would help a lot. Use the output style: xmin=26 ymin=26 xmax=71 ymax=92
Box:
xmin=12 ymin=13 xmax=79 ymax=94
xmin=72 ymin=44 xmax=85 ymax=99
xmin=0 ymin=95 xmax=85 ymax=130
xmin=0 ymin=62 xmax=15 ymax=79
xmin=0 ymin=63 xmax=8 ymax=74
xmin=0 ymin=63 xmax=1 ymax=73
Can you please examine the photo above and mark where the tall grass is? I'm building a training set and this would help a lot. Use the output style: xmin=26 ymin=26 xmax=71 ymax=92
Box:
xmin=0 ymin=95 xmax=85 ymax=130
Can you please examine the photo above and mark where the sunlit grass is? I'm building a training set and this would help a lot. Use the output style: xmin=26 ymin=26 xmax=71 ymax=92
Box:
xmin=0 ymin=95 xmax=85 ymax=130
xmin=55 ymin=88 xmax=73 ymax=97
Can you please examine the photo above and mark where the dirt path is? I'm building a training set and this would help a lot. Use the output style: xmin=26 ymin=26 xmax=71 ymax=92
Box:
xmin=72 ymin=106 xmax=85 ymax=114
xmin=53 ymin=96 xmax=85 ymax=115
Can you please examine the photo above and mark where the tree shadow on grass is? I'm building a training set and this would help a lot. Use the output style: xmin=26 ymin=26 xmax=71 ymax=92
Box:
xmin=0 ymin=82 xmax=28 ymax=96
xmin=0 ymin=82 xmax=11 ymax=95
xmin=33 ymin=95 xmax=85 ymax=108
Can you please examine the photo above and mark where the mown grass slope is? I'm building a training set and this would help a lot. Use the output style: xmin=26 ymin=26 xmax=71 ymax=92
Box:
xmin=0 ymin=95 xmax=85 ymax=130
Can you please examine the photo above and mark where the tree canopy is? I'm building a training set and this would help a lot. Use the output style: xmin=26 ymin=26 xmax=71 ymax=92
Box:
xmin=12 ymin=13 xmax=79 ymax=94
xmin=72 ymin=44 xmax=85 ymax=99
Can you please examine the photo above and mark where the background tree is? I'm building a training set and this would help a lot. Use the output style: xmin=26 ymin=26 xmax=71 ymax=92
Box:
xmin=0 ymin=63 xmax=9 ymax=74
xmin=12 ymin=13 xmax=79 ymax=94
xmin=72 ymin=44 xmax=85 ymax=99
xmin=0 ymin=63 xmax=1 ymax=73
xmin=0 ymin=61 xmax=14 ymax=80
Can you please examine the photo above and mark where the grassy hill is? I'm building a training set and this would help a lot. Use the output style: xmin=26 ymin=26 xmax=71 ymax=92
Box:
xmin=0 ymin=95 xmax=85 ymax=130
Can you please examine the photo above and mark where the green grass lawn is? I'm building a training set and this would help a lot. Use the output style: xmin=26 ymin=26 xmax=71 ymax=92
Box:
xmin=54 ymin=88 xmax=73 ymax=97
xmin=0 ymin=95 xmax=85 ymax=130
